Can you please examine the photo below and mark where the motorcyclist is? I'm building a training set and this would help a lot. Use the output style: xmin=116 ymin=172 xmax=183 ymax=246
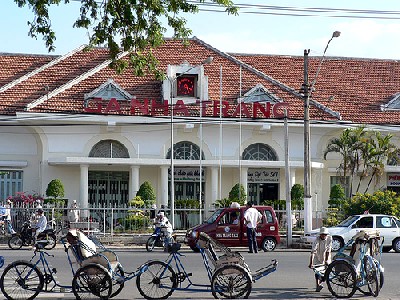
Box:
xmin=155 ymin=211 xmax=173 ymax=251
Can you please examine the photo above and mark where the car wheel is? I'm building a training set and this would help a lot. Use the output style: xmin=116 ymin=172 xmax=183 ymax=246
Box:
xmin=331 ymin=236 xmax=344 ymax=252
xmin=261 ymin=237 xmax=276 ymax=252
xmin=392 ymin=238 xmax=400 ymax=253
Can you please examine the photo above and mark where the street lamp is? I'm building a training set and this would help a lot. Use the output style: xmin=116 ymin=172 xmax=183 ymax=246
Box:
xmin=169 ymin=56 xmax=213 ymax=228
xmin=303 ymin=31 xmax=340 ymax=233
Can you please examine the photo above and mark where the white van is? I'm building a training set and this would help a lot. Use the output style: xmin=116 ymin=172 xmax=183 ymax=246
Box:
xmin=303 ymin=214 xmax=400 ymax=252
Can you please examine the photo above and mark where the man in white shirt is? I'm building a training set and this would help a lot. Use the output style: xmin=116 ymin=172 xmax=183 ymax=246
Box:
xmin=32 ymin=208 xmax=48 ymax=238
xmin=243 ymin=201 xmax=262 ymax=253
xmin=308 ymin=227 xmax=332 ymax=292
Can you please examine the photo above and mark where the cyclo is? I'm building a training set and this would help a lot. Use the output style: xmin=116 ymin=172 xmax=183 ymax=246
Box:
xmin=1 ymin=229 xmax=278 ymax=299
xmin=315 ymin=230 xmax=384 ymax=298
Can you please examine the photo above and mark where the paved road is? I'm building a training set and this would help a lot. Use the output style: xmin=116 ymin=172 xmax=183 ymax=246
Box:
xmin=0 ymin=245 xmax=399 ymax=299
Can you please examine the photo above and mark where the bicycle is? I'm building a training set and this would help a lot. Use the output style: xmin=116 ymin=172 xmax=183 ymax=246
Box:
xmin=0 ymin=235 xmax=113 ymax=300
xmin=324 ymin=230 xmax=384 ymax=298
xmin=136 ymin=232 xmax=278 ymax=299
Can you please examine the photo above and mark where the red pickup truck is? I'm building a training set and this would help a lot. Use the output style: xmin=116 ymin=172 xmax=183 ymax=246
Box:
xmin=185 ymin=205 xmax=280 ymax=252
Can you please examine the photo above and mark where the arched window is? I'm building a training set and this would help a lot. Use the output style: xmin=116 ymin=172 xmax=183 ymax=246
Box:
xmin=89 ymin=140 xmax=129 ymax=158
xmin=242 ymin=143 xmax=278 ymax=161
xmin=166 ymin=141 xmax=204 ymax=160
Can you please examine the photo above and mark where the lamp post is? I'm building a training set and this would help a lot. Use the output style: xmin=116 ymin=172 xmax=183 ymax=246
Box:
xmin=303 ymin=31 xmax=340 ymax=233
xmin=169 ymin=56 xmax=213 ymax=228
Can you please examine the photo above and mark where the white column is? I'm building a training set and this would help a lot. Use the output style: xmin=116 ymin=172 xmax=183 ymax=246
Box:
xmin=240 ymin=167 xmax=248 ymax=198
xmin=130 ymin=166 xmax=140 ymax=200
xmin=80 ymin=164 xmax=89 ymax=218
xmin=290 ymin=168 xmax=296 ymax=187
xmin=160 ymin=166 xmax=169 ymax=208
xmin=211 ymin=167 xmax=219 ymax=206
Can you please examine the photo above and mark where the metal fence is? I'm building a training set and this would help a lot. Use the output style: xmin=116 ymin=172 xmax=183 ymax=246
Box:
xmin=6 ymin=203 xmax=331 ymax=236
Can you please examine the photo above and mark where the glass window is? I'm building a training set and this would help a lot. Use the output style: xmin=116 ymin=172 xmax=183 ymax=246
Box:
xmin=263 ymin=210 xmax=273 ymax=223
xmin=377 ymin=216 xmax=397 ymax=228
xmin=166 ymin=141 xmax=204 ymax=160
xmin=242 ymin=143 xmax=278 ymax=161
xmin=0 ymin=171 xmax=23 ymax=200
xmin=354 ymin=216 xmax=373 ymax=228
xmin=89 ymin=140 xmax=129 ymax=158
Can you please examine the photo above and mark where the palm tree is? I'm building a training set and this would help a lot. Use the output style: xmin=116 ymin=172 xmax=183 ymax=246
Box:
xmin=364 ymin=131 xmax=399 ymax=193
xmin=324 ymin=126 xmax=365 ymax=195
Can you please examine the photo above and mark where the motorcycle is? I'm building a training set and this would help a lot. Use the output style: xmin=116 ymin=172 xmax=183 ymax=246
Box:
xmin=146 ymin=226 xmax=175 ymax=252
xmin=8 ymin=221 xmax=57 ymax=250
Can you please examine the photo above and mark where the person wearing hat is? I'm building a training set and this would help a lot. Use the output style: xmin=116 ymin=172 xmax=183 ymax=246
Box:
xmin=155 ymin=211 xmax=173 ymax=251
xmin=32 ymin=208 xmax=48 ymax=240
xmin=68 ymin=199 xmax=80 ymax=225
xmin=243 ymin=201 xmax=262 ymax=253
xmin=308 ymin=226 xmax=332 ymax=292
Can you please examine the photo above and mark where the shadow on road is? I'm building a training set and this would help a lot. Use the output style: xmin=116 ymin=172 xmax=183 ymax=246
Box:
xmin=251 ymin=287 xmax=335 ymax=299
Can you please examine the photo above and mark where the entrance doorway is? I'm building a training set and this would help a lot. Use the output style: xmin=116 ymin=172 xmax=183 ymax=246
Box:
xmin=248 ymin=183 xmax=279 ymax=205
xmin=88 ymin=171 xmax=129 ymax=207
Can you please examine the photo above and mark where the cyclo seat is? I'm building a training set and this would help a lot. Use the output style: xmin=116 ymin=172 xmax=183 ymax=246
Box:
xmin=66 ymin=229 xmax=119 ymax=272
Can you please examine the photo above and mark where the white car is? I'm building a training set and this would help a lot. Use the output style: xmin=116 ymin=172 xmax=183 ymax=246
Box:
xmin=303 ymin=214 xmax=400 ymax=252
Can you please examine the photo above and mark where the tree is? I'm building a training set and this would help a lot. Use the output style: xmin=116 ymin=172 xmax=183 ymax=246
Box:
xmin=324 ymin=126 xmax=365 ymax=195
xmin=290 ymin=184 xmax=304 ymax=209
xmin=14 ymin=0 xmax=238 ymax=78
xmin=228 ymin=183 xmax=246 ymax=204
xmin=45 ymin=178 xmax=65 ymax=199
xmin=136 ymin=181 xmax=156 ymax=206
xmin=328 ymin=184 xmax=346 ymax=208
xmin=363 ymin=131 xmax=399 ymax=193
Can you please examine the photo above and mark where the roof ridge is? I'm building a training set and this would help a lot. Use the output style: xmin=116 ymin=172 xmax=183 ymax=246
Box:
xmin=192 ymin=37 xmax=340 ymax=119
xmin=0 ymin=45 xmax=86 ymax=94
xmin=26 ymin=51 xmax=129 ymax=111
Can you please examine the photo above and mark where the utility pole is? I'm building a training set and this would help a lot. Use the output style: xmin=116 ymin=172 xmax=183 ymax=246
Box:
xmin=303 ymin=49 xmax=312 ymax=234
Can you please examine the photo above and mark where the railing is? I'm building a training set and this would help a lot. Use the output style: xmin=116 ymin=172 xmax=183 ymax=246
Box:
xmin=6 ymin=203 xmax=333 ymax=236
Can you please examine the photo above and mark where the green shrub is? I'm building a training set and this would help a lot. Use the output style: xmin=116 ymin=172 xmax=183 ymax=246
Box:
xmin=324 ymin=207 xmax=345 ymax=227
xmin=46 ymin=179 xmax=65 ymax=199
xmin=136 ymin=181 xmax=156 ymax=202
xmin=329 ymin=184 xmax=346 ymax=208
xmin=291 ymin=184 xmax=304 ymax=209
xmin=129 ymin=196 xmax=145 ymax=207
xmin=124 ymin=214 xmax=150 ymax=232
xmin=343 ymin=190 xmax=400 ymax=217
xmin=228 ymin=183 xmax=246 ymax=204
xmin=175 ymin=199 xmax=200 ymax=208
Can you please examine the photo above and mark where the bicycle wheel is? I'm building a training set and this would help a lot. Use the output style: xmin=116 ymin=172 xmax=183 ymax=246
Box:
xmin=72 ymin=263 xmax=112 ymax=300
xmin=146 ymin=237 xmax=156 ymax=252
xmin=43 ymin=235 xmax=57 ymax=250
xmin=364 ymin=256 xmax=379 ymax=297
xmin=211 ymin=264 xmax=252 ymax=299
xmin=110 ymin=264 xmax=125 ymax=298
xmin=358 ymin=258 xmax=383 ymax=296
xmin=136 ymin=261 xmax=177 ymax=300
xmin=326 ymin=260 xmax=357 ymax=298
xmin=0 ymin=260 xmax=44 ymax=300
xmin=8 ymin=235 xmax=23 ymax=250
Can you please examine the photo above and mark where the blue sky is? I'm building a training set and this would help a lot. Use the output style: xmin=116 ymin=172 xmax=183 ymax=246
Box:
xmin=1 ymin=1 xmax=400 ymax=60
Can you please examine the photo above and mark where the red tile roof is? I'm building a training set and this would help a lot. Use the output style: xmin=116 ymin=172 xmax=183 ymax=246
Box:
xmin=0 ymin=38 xmax=399 ymax=125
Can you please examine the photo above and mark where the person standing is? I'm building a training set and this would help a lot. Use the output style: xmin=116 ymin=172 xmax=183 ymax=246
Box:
xmin=3 ymin=200 xmax=15 ymax=234
xmin=308 ymin=227 xmax=332 ymax=292
xmin=68 ymin=199 xmax=80 ymax=224
xmin=243 ymin=201 xmax=262 ymax=253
